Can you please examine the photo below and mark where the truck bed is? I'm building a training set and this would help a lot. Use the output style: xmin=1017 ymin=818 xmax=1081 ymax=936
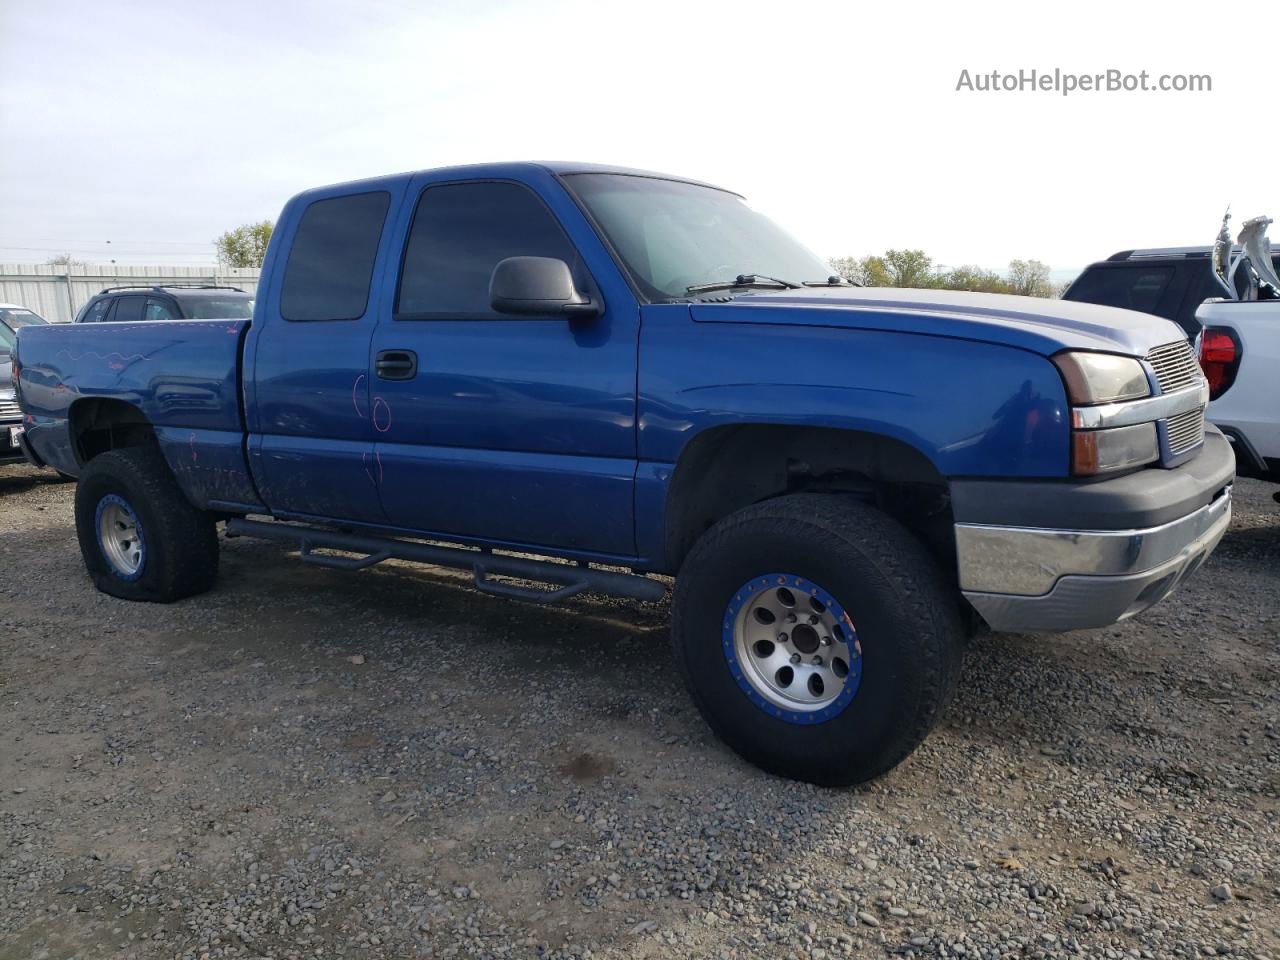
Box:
xmin=16 ymin=319 xmax=260 ymax=507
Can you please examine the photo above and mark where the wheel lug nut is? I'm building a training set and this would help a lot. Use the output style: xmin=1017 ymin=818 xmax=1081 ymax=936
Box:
xmin=821 ymin=636 xmax=831 ymax=646
xmin=811 ymin=655 xmax=823 ymax=666
xmin=789 ymin=653 xmax=801 ymax=665
xmin=777 ymin=633 xmax=788 ymax=644
xmin=809 ymin=614 xmax=820 ymax=624
xmin=786 ymin=613 xmax=797 ymax=623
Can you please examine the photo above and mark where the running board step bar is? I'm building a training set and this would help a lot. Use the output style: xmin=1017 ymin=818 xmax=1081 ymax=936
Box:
xmin=223 ymin=518 xmax=667 ymax=604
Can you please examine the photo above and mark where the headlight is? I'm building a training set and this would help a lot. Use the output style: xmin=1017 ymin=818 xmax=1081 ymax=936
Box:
xmin=1053 ymin=351 xmax=1157 ymax=475
xmin=1053 ymin=352 xmax=1150 ymax=404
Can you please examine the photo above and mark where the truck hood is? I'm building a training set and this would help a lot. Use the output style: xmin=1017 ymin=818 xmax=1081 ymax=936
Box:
xmin=690 ymin=286 xmax=1185 ymax=357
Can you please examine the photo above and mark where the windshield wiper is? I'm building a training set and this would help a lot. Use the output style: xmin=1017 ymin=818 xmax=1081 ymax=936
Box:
xmin=685 ymin=273 xmax=802 ymax=294
xmin=802 ymin=276 xmax=858 ymax=287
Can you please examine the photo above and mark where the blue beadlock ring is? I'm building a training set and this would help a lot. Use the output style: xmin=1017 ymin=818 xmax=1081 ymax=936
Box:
xmin=94 ymin=493 xmax=146 ymax=582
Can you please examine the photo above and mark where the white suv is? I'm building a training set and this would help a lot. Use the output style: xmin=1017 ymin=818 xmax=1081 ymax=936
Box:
xmin=1197 ymin=218 xmax=1280 ymax=493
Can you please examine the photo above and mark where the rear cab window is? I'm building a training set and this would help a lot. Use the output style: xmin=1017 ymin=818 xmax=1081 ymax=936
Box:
xmin=281 ymin=191 xmax=391 ymax=322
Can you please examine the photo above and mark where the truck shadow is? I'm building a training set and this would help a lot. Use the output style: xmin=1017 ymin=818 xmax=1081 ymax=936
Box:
xmin=0 ymin=465 xmax=67 ymax=496
xmin=210 ymin=532 xmax=1086 ymax=779
xmin=1215 ymin=523 xmax=1280 ymax=562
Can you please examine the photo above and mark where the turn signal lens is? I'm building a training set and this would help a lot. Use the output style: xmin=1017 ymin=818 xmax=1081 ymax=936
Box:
xmin=1198 ymin=328 xmax=1240 ymax=400
xmin=1053 ymin=352 xmax=1150 ymax=405
xmin=1072 ymin=423 xmax=1159 ymax=476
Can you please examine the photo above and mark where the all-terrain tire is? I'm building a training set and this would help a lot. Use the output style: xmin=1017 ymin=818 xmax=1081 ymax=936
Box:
xmin=672 ymin=493 xmax=964 ymax=786
xmin=74 ymin=447 xmax=218 ymax=602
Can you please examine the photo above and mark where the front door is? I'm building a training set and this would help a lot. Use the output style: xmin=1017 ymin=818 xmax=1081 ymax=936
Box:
xmin=368 ymin=175 xmax=638 ymax=557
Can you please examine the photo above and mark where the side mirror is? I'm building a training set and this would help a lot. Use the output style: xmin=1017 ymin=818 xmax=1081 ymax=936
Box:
xmin=490 ymin=256 xmax=599 ymax=319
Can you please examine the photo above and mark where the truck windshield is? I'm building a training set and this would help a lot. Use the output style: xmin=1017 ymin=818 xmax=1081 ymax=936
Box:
xmin=564 ymin=174 xmax=834 ymax=300
xmin=0 ymin=308 xmax=48 ymax=349
xmin=176 ymin=296 xmax=254 ymax=319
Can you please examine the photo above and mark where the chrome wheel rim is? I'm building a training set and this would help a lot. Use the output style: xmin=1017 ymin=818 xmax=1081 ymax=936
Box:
xmin=96 ymin=496 xmax=144 ymax=577
xmin=723 ymin=574 xmax=862 ymax=724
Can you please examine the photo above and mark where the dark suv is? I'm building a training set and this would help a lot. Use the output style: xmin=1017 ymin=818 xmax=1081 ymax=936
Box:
xmin=74 ymin=284 xmax=254 ymax=324
xmin=1063 ymin=246 xmax=1280 ymax=339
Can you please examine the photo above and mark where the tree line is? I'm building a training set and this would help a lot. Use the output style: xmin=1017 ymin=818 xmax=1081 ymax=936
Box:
xmin=211 ymin=231 xmax=1062 ymax=298
xmin=830 ymin=251 xmax=1058 ymax=298
xmin=48 ymin=222 xmax=1062 ymax=297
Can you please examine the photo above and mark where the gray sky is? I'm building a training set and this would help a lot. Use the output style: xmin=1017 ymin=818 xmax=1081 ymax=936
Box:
xmin=1 ymin=0 xmax=1274 ymax=277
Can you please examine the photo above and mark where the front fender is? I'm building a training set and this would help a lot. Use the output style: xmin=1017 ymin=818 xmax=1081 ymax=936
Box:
xmin=632 ymin=309 xmax=1070 ymax=570
xmin=638 ymin=312 xmax=1069 ymax=477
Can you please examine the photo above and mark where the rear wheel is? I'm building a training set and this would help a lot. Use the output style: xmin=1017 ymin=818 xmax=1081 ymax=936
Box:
xmin=672 ymin=493 xmax=963 ymax=786
xmin=75 ymin=447 xmax=218 ymax=602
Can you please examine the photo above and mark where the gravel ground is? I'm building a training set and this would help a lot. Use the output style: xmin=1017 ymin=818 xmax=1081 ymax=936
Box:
xmin=1 ymin=462 xmax=1278 ymax=960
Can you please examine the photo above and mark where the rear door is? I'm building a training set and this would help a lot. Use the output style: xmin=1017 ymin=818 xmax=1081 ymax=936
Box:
xmin=366 ymin=173 xmax=639 ymax=556
xmin=246 ymin=187 xmax=400 ymax=524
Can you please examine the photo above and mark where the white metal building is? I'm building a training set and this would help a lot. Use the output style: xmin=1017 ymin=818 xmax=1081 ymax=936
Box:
xmin=0 ymin=263 xmax=261 ymax=323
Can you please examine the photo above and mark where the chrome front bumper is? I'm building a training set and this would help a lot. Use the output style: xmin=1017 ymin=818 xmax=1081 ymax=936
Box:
xmin=957 ymin=486 xmax=1231 ymax=633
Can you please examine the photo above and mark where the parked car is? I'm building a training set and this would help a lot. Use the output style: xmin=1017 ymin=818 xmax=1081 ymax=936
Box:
xmin=74 ymin=284 xmax=254 ymax=323
xmin=13 ymin=162 xmax=1234 ymax=785
xmin=1062 ymin=246 xmax=1280 ymax=339
xmin=1196 ymin=215 xmax=1280 ymax=491
xmin=1 ymin=302 xmax=49 ymax=464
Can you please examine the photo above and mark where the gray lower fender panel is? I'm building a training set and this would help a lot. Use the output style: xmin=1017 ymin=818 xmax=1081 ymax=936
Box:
xmin=951 ymin=428 xmax=1235 ymax=530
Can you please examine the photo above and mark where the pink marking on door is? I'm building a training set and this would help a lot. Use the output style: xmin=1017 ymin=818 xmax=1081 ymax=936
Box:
xmin=352 ymin=374 xmax=367 ymax=418
xmin=372 ymin=397 xmax=391 ymax=433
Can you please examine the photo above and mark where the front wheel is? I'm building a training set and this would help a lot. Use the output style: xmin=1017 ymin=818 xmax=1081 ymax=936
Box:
xmin=74 ymin=447 xmax=219 ymax=602
xmin=672 ymin=494 xmax=964 ymax=786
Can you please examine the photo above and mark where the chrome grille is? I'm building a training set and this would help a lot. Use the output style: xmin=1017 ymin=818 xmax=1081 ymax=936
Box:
xmin=1146 ymin=339 xmax=1202 ymax=393
xmin=1144 ymin=341 xmax=1207 ymax=455
xmin=0 ymin=397 xmax=20 ymax=419
xmin=1166 ymin=406 xmax=1205 ymax=455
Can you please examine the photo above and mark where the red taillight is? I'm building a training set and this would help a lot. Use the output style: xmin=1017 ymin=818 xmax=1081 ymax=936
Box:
xmin=1198 ymin=328 xmax=1240 ymax=400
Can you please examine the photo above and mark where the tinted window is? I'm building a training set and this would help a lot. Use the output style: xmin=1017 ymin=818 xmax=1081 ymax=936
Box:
xmin=178 ymin=295 xmax=254 ymax=319
xmin=397 ymin=181 xmax=580 ymax=317
xmin=80 ymin=298 xmax=110 ymax=323
xmin=145 ymin=298 xmax=178 ymax=322
xmin=281 ymin=191 xmax=390 ymax=322
xmin=113 ymin=296 xmax=146 ymax=323
xmin=1064 ymin=265 xmax=1175 ymax=316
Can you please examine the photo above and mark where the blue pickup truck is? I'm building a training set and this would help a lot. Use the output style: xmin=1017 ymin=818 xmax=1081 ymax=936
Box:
xmin=13 ymin=162 xmax=1234 ymax=785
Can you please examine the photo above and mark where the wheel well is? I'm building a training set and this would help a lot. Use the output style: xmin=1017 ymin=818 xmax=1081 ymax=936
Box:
xmin=69 ymin=398 xmax=157 ymax=465
xmin=664 ymin=425 xmax=954 ymax=575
